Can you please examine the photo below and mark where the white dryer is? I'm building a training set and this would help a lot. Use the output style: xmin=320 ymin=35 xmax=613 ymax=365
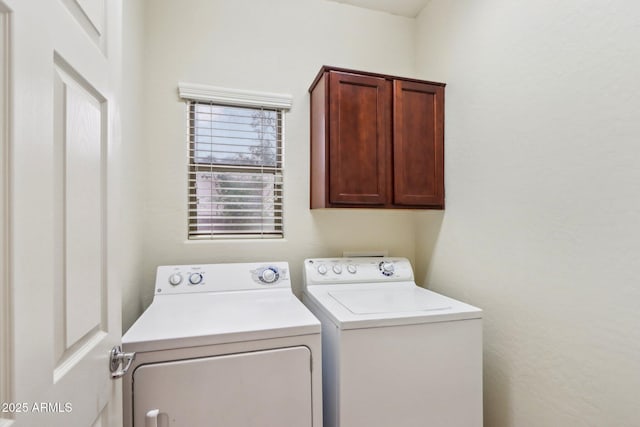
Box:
xmin=302 ymin=257 xmax=483 ymax=427
xmin=121 ymin=262 xmax=322 ymax=427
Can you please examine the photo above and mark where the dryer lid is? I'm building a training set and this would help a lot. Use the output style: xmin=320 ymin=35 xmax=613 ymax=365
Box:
xmin=122 ymin=289 xmax=320 ymax=353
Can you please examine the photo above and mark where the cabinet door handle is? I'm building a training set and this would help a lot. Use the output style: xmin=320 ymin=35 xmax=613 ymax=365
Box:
xmin=145 ymin=409 xmax=160 ymax=427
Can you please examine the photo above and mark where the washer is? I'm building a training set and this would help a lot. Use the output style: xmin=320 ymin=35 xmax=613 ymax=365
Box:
xmin=121 ymin=262 xmax=322 ymax=427
xmin=302 ymin=257 xmax=483 ymax=427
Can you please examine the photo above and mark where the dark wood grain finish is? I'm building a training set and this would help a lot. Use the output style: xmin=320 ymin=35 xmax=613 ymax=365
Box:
xmin=393 ymin=80 xmax=444 ymax=207
xmin=328 ymin=71 xmax=390 ymax=205
xmin=309 ymin=66 xmax=445 ymax=210
xmin=310 ymin=73 xmax=328 ymax=209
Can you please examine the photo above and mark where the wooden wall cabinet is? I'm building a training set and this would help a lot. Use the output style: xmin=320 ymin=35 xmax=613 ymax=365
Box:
xmin=310 ymin=66 xmax=445 ymax=209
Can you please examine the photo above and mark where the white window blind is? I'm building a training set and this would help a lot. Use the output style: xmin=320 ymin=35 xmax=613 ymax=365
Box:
xmin=181 ymin=83 xmax=291 ymax=239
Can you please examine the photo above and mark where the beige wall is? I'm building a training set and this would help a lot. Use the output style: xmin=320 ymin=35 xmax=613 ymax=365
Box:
xmin=121 ymin=0 xmax=148 ymax=330
xmin=415 ymin=1 xmax=640 ymax=425
xmin=125 ymin=2 xmax=640 ymax=424
xmin=127 ymin=0 xmax=420 ymax=329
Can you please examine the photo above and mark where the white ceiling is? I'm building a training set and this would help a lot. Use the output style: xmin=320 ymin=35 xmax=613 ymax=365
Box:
xmin=326 ymin=0 xmax=431 ymax=18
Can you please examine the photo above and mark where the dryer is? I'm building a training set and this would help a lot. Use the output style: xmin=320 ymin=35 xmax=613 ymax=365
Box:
xmin=122 ymin=262 xmax=322 ymax=427
xmin=302 ymin=257 xmax=482 ymax=427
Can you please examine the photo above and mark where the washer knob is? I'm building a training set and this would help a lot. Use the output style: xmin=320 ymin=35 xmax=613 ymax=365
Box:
xmin=168 ymin=273 xmax=183 ymax=286
xmin=332 ymin=264 xmax=343 ymax=274
xmin=380 ymin=261 xmax=395 ymax=276
xmin=189 ymin=272 xmax=203 ymax=285
xmin=347 ymin=264 xmax=357 ymax=274
xmin=317 ymin=264 xmax=328 ymax=275
xmin=259 ymin=267 xmax=279 ymax=284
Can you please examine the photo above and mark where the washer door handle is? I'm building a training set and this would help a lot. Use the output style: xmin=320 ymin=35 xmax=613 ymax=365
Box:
xmin=146 ymin=409 xmax=160 ymax=427
xmin=109 ymin=345 xmax=136 ymax=379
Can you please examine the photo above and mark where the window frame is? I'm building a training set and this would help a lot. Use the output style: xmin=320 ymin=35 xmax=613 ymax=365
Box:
xmin=179 ymin=83 xmax=292 ymax=240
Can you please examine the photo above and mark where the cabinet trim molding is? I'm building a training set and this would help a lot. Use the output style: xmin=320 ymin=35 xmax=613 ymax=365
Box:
xmin=309 ymin=65 xmax=445 ymax=93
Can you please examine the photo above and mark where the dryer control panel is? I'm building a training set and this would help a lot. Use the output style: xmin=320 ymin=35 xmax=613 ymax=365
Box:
xmin=155 ymin=262 xmax=291 ymax=295
xmin=303 ymin=257 xmax=414 ymax=287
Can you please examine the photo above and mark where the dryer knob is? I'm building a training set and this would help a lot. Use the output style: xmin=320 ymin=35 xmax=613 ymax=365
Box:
xmin=168 ymin=273 xmax=183 ymax=286
xmin=380 ymin=261 xmax=395 ymax=276
xmin=332 ymin=264 xmax=343 ymax=274
xmin=317 ymin=264 xmax=328 ymax=275
xmin=189 ymin=272 xmax=203 ymax=285
xmin=347 ymin=264 xmax=357 ymax=274
xmin=259 ymin=267 xmax=279 ymax=284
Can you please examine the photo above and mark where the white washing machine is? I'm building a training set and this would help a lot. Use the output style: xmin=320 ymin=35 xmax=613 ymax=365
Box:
xmin=302 ymin=257 xmax=483 ymax=427
xmin=121 ymin=262 xmax=322 ymax=427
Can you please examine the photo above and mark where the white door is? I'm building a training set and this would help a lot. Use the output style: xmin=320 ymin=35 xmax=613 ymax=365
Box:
xmin=0 ymin=0 xmax=122 ymax=426
xmin=133 ymin=347 xmax=313 ymax=427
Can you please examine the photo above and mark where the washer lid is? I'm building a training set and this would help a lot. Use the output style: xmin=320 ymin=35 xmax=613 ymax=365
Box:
xmin=305 ymin=282 xmax=482 ymax=330
xmin=329 ymin=287 xmax=451 ymax=314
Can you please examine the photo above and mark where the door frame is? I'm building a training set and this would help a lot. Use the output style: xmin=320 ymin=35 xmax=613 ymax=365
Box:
xmin=0 ymin=2 xmax=12 ymax=425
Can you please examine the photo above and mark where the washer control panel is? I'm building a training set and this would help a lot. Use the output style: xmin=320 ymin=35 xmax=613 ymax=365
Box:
xmin=304 ymin=257 xmax=414 ymax=286
xmin=155 ymin=262 xmax=291 ymax=295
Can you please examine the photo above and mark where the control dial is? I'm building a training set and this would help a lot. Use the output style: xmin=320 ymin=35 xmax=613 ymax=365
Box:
xmin=332 ymin=264 xmax=343 ymax=274
xmin=259 ymin=267 xmax=280 ymax=284
xmin=347 ymin=264 xmax=357 ymax=274
xmin=168 ymin=273 xmax=183 ymax=286
xmin=379 ymin=261 xmax=395 ymax=276
xmin=317 ymin=264 xmax=328 ymax=275
xmin=189 ymin=272 xmax=203 ymax=285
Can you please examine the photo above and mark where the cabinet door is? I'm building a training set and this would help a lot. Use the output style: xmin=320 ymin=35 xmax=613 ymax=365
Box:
xmin=393 ymin=80 xmax=444 ymax=207
xmin=329 ymin=71 xmax=391 ymax=205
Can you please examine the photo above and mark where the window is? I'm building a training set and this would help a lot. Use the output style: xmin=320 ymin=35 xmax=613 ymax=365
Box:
xmin=179 ymin=83 xmax=292 ymax=239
